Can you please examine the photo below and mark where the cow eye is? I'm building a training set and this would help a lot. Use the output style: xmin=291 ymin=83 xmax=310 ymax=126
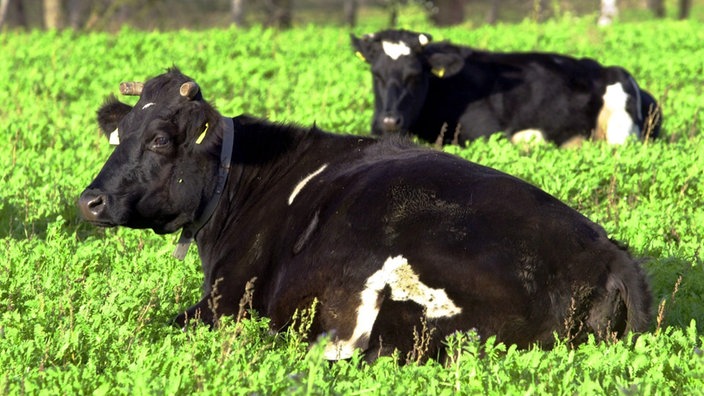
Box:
xmin=151 ymin=135 xmax=171 ymax=149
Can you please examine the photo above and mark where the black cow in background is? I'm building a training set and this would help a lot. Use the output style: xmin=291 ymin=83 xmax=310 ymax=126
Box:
xmin=351 ymin=29 xmax=662 ymax=147
xmin=78 ymin=68 xmax=651 ymax=362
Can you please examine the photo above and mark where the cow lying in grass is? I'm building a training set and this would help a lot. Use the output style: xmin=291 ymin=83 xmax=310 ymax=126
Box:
xmin=351 ymin=29 xmax=662 ymax=147
xmin=79 ymin=68 xmax=651 ymax=361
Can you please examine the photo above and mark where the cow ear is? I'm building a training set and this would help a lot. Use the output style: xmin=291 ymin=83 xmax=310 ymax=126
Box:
xmin=350 ymin=33 xmax=376 ymax=63
xmin=425 ymin=52 xmax=465 ymax=79
xmin=97 ymin=95 xmax=133 ymax=141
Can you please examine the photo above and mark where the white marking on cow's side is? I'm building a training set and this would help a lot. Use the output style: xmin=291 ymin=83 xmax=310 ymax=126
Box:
xmin=382 ymin=255 xmax=462 ymax=318
xmin=597 ymin=82 xmax=640 ymax=144
xmin=323 ymin=255 xmax=461 ymax=360
xmin=109 ymin=128 xmax=120 ymax=146
xmin=418 ymin=34 xmax=430 ymax=46
xmin=510 ymin=129 xmax=546 ymax=144
xmin=382 ymin=40 xmax=411 ymax=60
xmin=288 ymin=164 xmax=328 ymax=205
xmin=141 ymin=102 xmax=155 ymax=110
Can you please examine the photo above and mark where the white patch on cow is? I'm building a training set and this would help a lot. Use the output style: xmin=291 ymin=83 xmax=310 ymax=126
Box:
xmin=141 ymin=102 xmax=155 ymax=110
xmin=418 ymin=34 xmax=430 ymax=46
xmin=323 ymin=255 xmax=461 ymax=360
xmin=288 ymin=164 xmax=328 ymax=205
xmin=597 ymin=83 xmax=640 ymax=144
xmin=108 ymin=128 xmax=120 ymax=146
xmin=382 ymin=40 xmax=411 ymax=60
xmin=510 ymin=129 xmax=546 ymax=144
xmin=382 ymin=255 xmax=462 ymax=318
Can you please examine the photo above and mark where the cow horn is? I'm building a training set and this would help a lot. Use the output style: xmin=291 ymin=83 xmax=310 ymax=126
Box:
xmin=119 ymin=82 xmax=144 ymax=96
xmin=180 ymin=81 xmax=200 ymax=99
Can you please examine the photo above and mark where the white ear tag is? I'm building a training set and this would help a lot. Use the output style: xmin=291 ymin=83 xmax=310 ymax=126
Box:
xmin=109 ymin=128 xmax=120 ymax=145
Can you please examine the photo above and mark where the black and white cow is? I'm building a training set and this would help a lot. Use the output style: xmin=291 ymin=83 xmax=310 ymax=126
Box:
xmin=79 ymin=68 xmax=651 ymax=361
xmin=351 ymin=29 xmax=662 ymax=147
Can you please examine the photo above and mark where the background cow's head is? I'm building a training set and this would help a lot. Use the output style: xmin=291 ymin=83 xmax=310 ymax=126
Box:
xmin=351 ymin=29 xmax=465 ymax=136
xmin=79 ymin=68 xmax=224 ymax=235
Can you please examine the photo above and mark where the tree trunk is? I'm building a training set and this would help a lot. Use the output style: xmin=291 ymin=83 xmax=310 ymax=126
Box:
xmin=231 ymin=0 xmax=245 ymax=27
xmin=486 ymin=0 xmax=499 ymax=25
xmin=43 ymin=0 xmax=63 ymax=29
xmin=66 ymin=0 xmax=89 ymax=29
xmin=344 ymin=0 xmax=358 ymax=27
xmin=598 ymin=0 xmax=618 ymax=26
xmin=0 ymin=0 xmax=9 ymax=28
xmin=430 ymin=0 xmax=465 ymax=26
xmin=264 ymin=0 xmax=292 ymax=29
xmin=678 ymin=0 xmax=691 ymax=19
xmin=648 ymin=0 xmax=665 ymax=18
xmin=533 ymin=0 xmax=552 ymax=22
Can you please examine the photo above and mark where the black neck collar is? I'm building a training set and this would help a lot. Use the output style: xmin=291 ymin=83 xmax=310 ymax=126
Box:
xmin=173 ymin=116 xmax=236 ymax=260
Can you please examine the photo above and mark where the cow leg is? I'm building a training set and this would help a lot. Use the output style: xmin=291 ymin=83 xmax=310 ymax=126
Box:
xmin=173 ymin=276 xmax=252 ymax=328
xmin=173 ymin=298 xmax=216 ymax=329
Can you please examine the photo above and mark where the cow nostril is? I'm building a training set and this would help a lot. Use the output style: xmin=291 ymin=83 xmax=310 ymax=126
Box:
xmin=382 ymin=116 xmax=402 ymax=132
xmin=78 ymin=192 xmax=107 ymax=220
xmin=87 ymin=196 xmax=104 ymax=211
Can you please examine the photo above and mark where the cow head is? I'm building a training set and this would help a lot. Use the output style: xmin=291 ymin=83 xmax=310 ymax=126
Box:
xmin=78 ymin=68 xmax=226 ymax=236
xmin=351 ymin=29 xmax=465 ymax=136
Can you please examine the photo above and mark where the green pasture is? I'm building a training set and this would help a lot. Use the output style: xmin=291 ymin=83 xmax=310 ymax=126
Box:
xmin=1 ymin=14 xmax=703 ymax=395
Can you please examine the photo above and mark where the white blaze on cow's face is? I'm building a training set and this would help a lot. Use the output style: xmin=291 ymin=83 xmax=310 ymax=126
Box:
xmin=141 ymin=102 xmax=156 ymax=110
xmin=382 ymin=40 xmax=412 ymax=60
xmin=598 ymin=82 xmax=640 ymax=144
xmin=288 ymin=164 xmax=328 ymax=205
xmin=323 ymin=255 xmax=462 ymax=360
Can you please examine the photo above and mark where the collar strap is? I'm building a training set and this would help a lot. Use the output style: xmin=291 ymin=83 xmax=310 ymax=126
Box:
xmin=173 ymin=116 xmax=235 ymax=260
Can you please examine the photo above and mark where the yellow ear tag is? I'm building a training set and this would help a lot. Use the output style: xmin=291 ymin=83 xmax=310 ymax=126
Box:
xmin=355 ymin=51 xmax=366 ymax=62
xmin=432 ymin=67 xmax=446 ymax=78
xmin=195 ymin=122 xmax=209 ymax=144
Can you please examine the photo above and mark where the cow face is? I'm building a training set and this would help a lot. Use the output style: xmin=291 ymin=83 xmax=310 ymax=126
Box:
xmin=78 ymin=68 xmax=222 ymax=235
xmin=351 ymin=30 xmax=464 ymax=136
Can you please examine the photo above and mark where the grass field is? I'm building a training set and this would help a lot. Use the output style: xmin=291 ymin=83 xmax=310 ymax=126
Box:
xmin=1 ymin=12 xmax=703 ymax=395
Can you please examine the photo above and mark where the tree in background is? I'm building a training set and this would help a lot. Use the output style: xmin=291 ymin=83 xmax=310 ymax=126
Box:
xmin=43 ymin=0 xmax=62 ymax=28
xmin=429 ymin=0 xmax=466 ymax=26
xmin=486 ymin=0 xmax=499 ymax=24
xmin=0 ymin=0 xmax=8 ymax=27
xmin=231 ymin=0 xmax=244 ymax=27
xmin=598 ymin=0 xmax=618 ymax=26
xmin=263 ymin=0 xmax=291 ymax=28
xmin=344 ymin=0 xmax=359 ymax=26
xmin=648 ymin=0 xmax=666 ymax=17
xmin=0 ymin=0 xmax=697 ymax=30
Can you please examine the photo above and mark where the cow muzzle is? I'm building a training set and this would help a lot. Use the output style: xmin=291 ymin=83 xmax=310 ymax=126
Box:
xmin=78 ymin=190 xmax=110 ymax=225
xmin=380 ymin=115 xmax=404 ymax=134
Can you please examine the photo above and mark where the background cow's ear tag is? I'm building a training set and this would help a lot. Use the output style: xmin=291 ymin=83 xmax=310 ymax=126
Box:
xmin=195 ymin=123 xmax=209 ymax=144
xmin=355 ymin=51 xmax=366 ymax=62
xmin=432 ymin=67 xmax=446 ymax=78
xmin=109 ymin=128 xmax=120 ymax=145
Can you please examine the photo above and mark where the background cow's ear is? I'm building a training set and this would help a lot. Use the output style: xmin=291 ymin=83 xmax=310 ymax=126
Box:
xmin=97 ymin=95 xmax=133 ymax=137
xmin=417 ymin=33 xmax=432 ymax=47
xmin=350 ymin=34 xmax=377 ymax=64
xmin=425 ymin=52 xmax=465 ymax=79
